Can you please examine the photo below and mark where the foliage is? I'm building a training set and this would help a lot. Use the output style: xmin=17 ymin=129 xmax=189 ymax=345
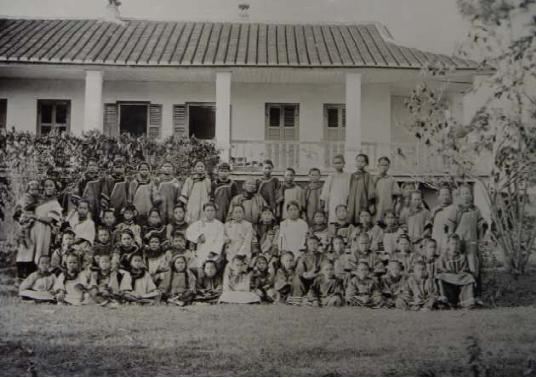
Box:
xmin=0 ymin=128 xmax=220 ymax=230
xmin=401 ymin=0 xmax=536 ymax=274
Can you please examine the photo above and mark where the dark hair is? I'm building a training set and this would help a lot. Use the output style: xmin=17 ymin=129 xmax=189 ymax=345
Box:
xmin=120 ymin=229 xmax=135 ymax=238
xmin=231 ymin=255 xmax=246 ymax=263
xmin=262 ymin=159 xmax=274 ymax=168
xmin=173 ymin=203 xmax=185 ymax=211
xmin=281 ymin=250 xmax=295 ymax=259
xmin=62 ymin=229 xmax=76 ymax=238
xmin=333 ymin=154 xmax=345 ymax=163
xmin=359 ymin=209 xmax=372 ymax=216
xmin=148 ymin=207 xmax=161 ymax=218
xmin=306 ymin=234 xmax=320 ymax=242
xmin=202 ymin=259 xmax=218 ymax=271
xmin=172 ymin=230 xmax=186 ymax=240
xmin=335 ymin=204 xmax=347 ymax=212
xmin=356 ymin=153 xmax=369 ymax=165
xmin=102 ymin=208 xmax=115 ymax=216
xmin=138 ymin=162 xmax=150 ymax=170
xmin=286 ymin=167 xmax=296 ymax=175
xmin=378 ymin=156 xmax=391 ymax=165
xmin=203 ymin=202 xmax=217 ymax=211
xmin=286 ymin=200 xmax=300 ymax=211
xmin=231 ymin=204 xmax=245 ymax=212
xmin=77 ymin=198 xmax=90 ymax=208
xmin=308 ymin=167 xmax=321 ymax=175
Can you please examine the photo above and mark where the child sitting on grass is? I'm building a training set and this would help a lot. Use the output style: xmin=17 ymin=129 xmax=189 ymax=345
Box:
xmin=306 ymin=260 xmax=344 ymax=307
xmin=219 ymin=255 xmax=260 ymax=304
xmin=141 ymin=208 xmax=167 ymax=242
xmin=50 ymin=229 xmax=75 ymax=275
xmin=380 ymin=210 xmax=401 ymax=258
xmin=353 ymin=233 xmax=385 ymax=280
xmin=116 ymin=203 xmax=142 ymax=247
xmin=436 ymin=234 xmax=476 ymax=309
xmin=156 ymin=255 xmax=197 ymax=306
xmin=88 ymin=254 xmax=122 ymax=308
xmin=19 ymin=256 xmax=56 ymax=303
xmin=419 ymin=238 xmax=439 ymax=280
xmin=251 ymin=255 xmax=274 ymax=303
xmin=93 ymin=227 xmax=114 ymax=267
xmin=293 ymin=235 xmax=325 ymax=302
xmin=345 ymin=261 xmax=383 ymax=308
xmin=195 ymin=260 xmax=223 ymax=304
xmin=273 ymin=251 xmax=298 ymax=304
xmin=309 ymin=211 xmax=330 ymax=253
xmin=120 ymin=252 xmax=161 ymax=304
xmin=54 ymin=253 xmax=91 ymax=305
xmin=334 ymin=239 xmax=358 ymax=286
xmin=329 ymin=204 xmax=352 ymax=244
xmin=380 ymin=260 xmax=405 ymax=308
xmin=397 ymin=260 xmax=437 ymax=311
xmin=394 ymin=234 xmax=417 ymax=275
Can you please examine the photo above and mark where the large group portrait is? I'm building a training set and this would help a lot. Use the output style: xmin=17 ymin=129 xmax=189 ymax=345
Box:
xmin=0 ymin=0 xmax=535 ymax=376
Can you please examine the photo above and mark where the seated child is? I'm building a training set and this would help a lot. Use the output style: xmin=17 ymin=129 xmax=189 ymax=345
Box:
xmin=120 ymin=252 xmax=161 ymax=304
xmin=436 ymin=234 xmax=476 ymax=309
xmin=394 ymin=234 xmax=417 ymax=275
xmin=112 ymin=229 xmax=139 ymax=271
xmin=353 ymin=233 xmax=385 ymax=279
xmin=166 ymin=204 xmax=188 ymax=241
xmin=380 ymin=260 xmax=405 ymax=308
xmin=195 ymin=260 xmax=223 ymax=303
xmin=224 ymin=204 xmax=254 ymax=263
xmin=228 ymin=178 xmax=268 ymax=225
xmin=399 ymin=191 xmax=432 ymax=249
xmin=219 ymin=255 xmax=261 ymax=304
xmin=66 ymin=199 xmax=96 ymax=244
xmin=380 ymin=210 xmax=400 ymax=258
xmin=155 ymin=255 xmax=197 ymax=306
xmin=419 ymin=238 xmax=439 ymax=280
xmin=54 ymin=253 xmax=91 ymax=305
xmin=309 ymin=211 xmax=330 ymax=253
xmin=326 ymin=235 xmax=345 ymax=264
xmin=397 ymin=261 xmax=438 ymax=311
xmin=272 ymin=251 xmax=298 ymax=304
xmin=279 ymin=167 xmax=305 ymax=220
xmin=141 ymin=208 xmax=167 ymax=242
xmin=143 ymin=233 xmax=172 ymax=277
xmin=306 ymin=260 xmax=344 ymax=307
xmin=88 ymin=254 xmax=122 ymax=307
xmin=352 ymin=209 xmax=382 ymax=252
xmin=277 ymin=201 xmax=309 ymax=258
xmin=50 ymin=229 xmax=75 ymax=275
xmin=345 ymin=261 xmax=383 ymax=308
xmin=19 ymin=256 xmax=56 ymax=303
xmin=166 ymin=230 xmax=195 ymax=267
xmin=93 ymin=227 xmax=114 ymax=267
xmin=304 ymin=168 xmax=324 ymax=225
xmin=292 ymin=235 xmax=326 ymax=302
xmin=329 ymin=204 xmax=352 ymax=244
xmin=116 ymin=204 xmax=142 ymax=247
xmin=100 ymin=208 xmax=119 ymax=244
xmin=250 ymin=255 xmax=274 ymax=303
xmin=334 ymin=241 xmax=358 ymax=285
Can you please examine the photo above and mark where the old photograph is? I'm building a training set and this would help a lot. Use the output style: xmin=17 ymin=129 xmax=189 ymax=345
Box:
xmin=0 ymin=0 xmax=535 ymax=376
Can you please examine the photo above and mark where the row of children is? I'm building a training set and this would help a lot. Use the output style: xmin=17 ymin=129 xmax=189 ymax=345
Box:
xmin=15 ymin=152 xmax=487 ymax=309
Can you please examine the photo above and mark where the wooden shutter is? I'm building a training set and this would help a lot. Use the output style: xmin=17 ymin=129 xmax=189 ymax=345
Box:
xmin=148 ymin=104 xmax=162 ymax=139
xmin=265 ymin=104 xmax=281 ymax=140
xmin=0 ymin=99 xmax=6 ymax=129
xmin=172 ymin=104 xmax=187 ymax=136
xmin=103 ymin=103 xmax=118 ymax=137
xmin=323 ymin=104 xmax=345 ymax=141
xmin=283 ymin=104 xmax=298 ymax=140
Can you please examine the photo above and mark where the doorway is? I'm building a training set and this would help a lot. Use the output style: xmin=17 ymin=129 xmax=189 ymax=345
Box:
xmin=188 ymin=103 xmax=215 ymax=139
xmin=119 ymin=103 xmax=148 ymax=137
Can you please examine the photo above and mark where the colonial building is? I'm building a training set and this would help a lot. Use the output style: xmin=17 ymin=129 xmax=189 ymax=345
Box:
xmin=0 ymin=6 xmax=481 ymax=176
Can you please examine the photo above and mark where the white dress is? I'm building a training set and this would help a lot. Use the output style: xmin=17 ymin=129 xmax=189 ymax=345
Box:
xmin=185 ymin=218 xmax=225 ymax=268
xmin=320 ymin=172 xmax=351 ymax=223
xmin=277 ymin=218 xmax=309 ymax=257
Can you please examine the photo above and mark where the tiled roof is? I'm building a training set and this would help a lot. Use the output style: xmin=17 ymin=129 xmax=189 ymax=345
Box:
xmin=0 ymin=18 xmax=476 ymax=69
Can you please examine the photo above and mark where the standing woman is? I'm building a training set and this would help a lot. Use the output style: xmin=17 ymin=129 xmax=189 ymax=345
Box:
xmin=180 ymin=161 xmax=212 ymax=224
xmin=346 ymin=154 xmax=375 ymax=225
xmin=31 ymin=178 xmax=63 ymax=266
xmin=320 ymin=154 xmax=351 ymax=224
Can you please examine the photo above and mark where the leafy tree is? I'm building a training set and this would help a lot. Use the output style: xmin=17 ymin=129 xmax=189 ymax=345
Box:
xmin=401 ymin=0 xmax=536 ymax=274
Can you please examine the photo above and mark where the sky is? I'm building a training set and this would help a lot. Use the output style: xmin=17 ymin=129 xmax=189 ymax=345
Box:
xmin=0 ymin=0 xmax=470 ymax=55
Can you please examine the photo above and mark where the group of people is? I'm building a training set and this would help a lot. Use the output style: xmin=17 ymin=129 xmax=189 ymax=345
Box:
xmin=14 ymin=152 xmax=487 ymax=309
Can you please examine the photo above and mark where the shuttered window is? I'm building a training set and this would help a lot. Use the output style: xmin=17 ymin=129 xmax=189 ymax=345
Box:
xmin=265 ymin=103 xmax=299 ymax=140
xmin=323 ymin=104 xmax=345 ymax=141
xmin=103 ymin=103 xmax=118 ymax=137
xmin=0 ymin=99 xmax=6 ymax=129
xmin=148 ymin=104 xmax=162 ymax=139
xmin=172 ymin=104 xmax=187 ymax=136
xmin=37 ymin=100 xmax=70 ymax=135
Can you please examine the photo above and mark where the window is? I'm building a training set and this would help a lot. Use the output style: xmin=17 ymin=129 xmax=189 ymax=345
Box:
xmin=188 ymin=103 xmax=216 ymax=139
xmin=103 ymin=102 xmax=162 ymax=139
xmin=37 ymin=100 xmax=70 ymax=135
xmin=323 ymin=104 xmax=345 ymax=141
xmin=265 ymin=103 xmax=299 ymax=140
xmin=0 ymin=99 xmax=6 ymax=129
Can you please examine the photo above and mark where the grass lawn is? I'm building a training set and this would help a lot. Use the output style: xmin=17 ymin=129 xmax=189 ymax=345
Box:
xmin=1 ymin=295 xmax=536 ymax=376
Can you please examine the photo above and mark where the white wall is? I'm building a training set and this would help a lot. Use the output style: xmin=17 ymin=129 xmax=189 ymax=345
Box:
xmin=1 ymin=78 xmax=395 ymax=146
xmin=0 ymin=78 xmax=85 ymax=133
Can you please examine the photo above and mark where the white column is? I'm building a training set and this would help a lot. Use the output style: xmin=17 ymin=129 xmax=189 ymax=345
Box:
xmin=83 ymin=70 xmax=103 ymax=134
xmin=345 ymin=72 xmax=362 ymax=165
xmin=216 ymin=71 xmax=232 ymax=162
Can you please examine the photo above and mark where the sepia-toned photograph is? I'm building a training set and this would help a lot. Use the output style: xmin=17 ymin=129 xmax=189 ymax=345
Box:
xmin=0 ymin=0 xmax=535 ymax=376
